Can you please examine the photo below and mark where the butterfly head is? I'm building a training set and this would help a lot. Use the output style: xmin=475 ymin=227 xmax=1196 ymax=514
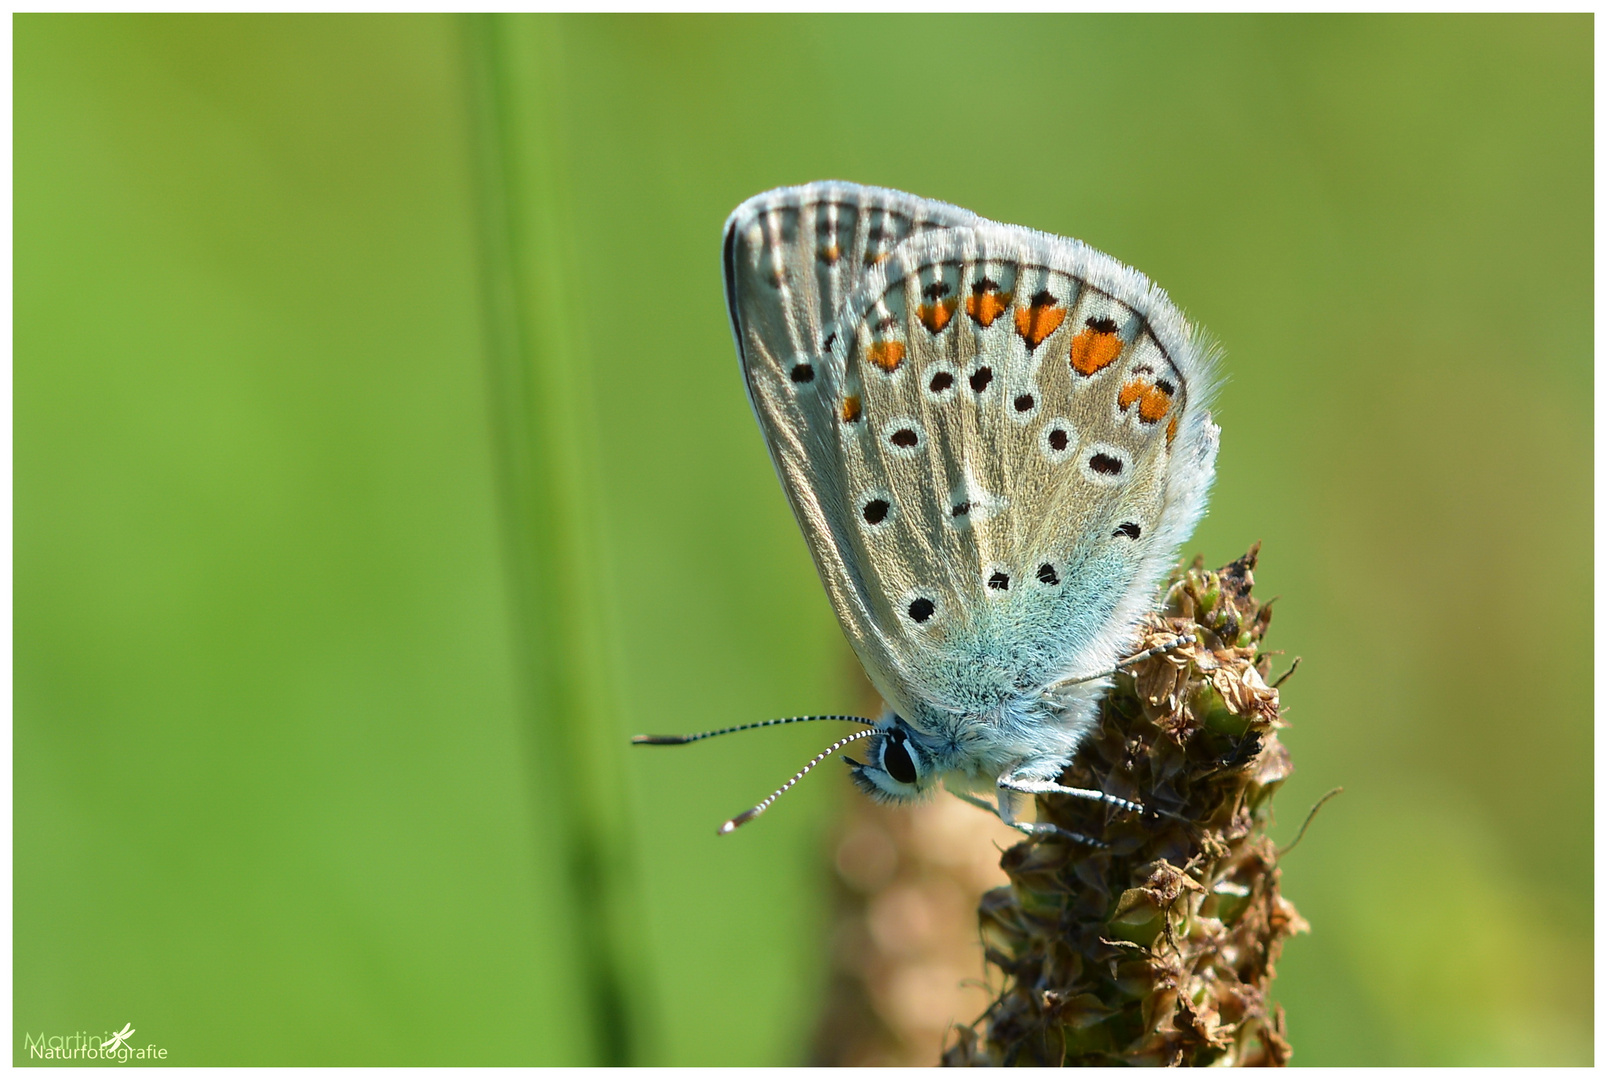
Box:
xmin=844 ymin=715 xmax=940 ymax=803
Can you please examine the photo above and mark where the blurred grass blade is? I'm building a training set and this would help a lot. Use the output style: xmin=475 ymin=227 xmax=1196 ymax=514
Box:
xmin=462 ymin=13 xmax=636 ymax=1065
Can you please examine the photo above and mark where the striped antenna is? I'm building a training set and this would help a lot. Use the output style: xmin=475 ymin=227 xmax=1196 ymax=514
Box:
xmin=631 ymin=713 xmax=874 ymax=746
xmin=718 ymin=727 xmax=875 ymax=835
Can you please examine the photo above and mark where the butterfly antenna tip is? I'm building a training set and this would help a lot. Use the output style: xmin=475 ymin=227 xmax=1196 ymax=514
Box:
xmin=717 ymin=727 xmax=875 ymax=835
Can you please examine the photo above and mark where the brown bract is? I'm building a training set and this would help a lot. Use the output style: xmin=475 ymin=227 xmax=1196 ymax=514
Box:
xmin=944 ymin=546 xmax=1306 ymax=1067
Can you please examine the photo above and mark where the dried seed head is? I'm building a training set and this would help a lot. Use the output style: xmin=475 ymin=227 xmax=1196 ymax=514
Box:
xmin=943 ymin=548 xmax=1305 ymax=1067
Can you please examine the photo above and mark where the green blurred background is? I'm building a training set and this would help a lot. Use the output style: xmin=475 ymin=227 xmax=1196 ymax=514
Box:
xmin=15 ymin=13 xmax=1591 ymax=1066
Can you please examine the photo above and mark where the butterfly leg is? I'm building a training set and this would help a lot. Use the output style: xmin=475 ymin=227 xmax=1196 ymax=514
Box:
xmin=951 ymin=786 xmax=1107 ymax=846
xmin=1058 ymin=634 xmax=1197 ymax=687
xmin=1008 ymin=820 xmax=1107 ymax=846
xmin=1001 ymin=767 xmax=1190 ymax=824
xmin=998 ymin=769 xmax=1145 ymax=815
xmin=949 ymin=788 xmax=1006 ymax=818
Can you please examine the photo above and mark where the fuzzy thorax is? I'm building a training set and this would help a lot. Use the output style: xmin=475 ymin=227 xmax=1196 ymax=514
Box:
xmin=846 ymin=675 xmax=1111 ymax=806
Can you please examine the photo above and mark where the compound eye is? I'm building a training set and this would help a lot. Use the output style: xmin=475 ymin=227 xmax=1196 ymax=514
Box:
xmin=881 ymin=730 xmax=918 ymax=785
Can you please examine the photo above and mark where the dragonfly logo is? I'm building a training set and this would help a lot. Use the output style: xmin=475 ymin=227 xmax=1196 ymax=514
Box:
xmin=23 ymin=1024 xmax=168 ymax=1062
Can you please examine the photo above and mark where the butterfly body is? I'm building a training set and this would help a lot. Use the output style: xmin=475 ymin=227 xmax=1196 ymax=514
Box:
xmin=719 ymin=182 xmax=1220 ymax=831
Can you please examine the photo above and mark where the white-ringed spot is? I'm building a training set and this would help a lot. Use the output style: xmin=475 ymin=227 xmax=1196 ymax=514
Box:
xmin=881 ymin=418 xmax=925 ymax=457
xmin=924 ymin=363 xmax=958 ymax=401
xmin=1040 ymin=418 xmax=1078 ymax=464
xmin=858 ymin=490 xmax=895 ymax=530
xmin=1081 ymin=442 xmax=1128 ymax=485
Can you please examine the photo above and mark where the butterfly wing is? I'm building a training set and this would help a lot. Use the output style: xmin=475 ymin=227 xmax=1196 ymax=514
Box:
xmin=828 ymin=223 xmax=1219 ymax=725
xmin=724 ymin=184 xmax=1219 ymax=732
xmin=722 ymin=182 xmax=979 ymax=718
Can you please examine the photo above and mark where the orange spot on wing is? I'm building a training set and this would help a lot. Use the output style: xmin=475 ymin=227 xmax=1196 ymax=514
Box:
xmin=842 ymin=395 xmax=862 ymax=423
xmin=1138 ymin=386 xmax=1173 ymax=423
xmin=819 ymin=242 xmax=841 ymax=264
xmin=1014 ymin=300 xmax=1066 ymax=349
xmin=1118 ymin=379 xmax=1147 ymax=410
xmin=1166 ymin=415 xmax=1179 ymax=445
xmin=865 ymin=341 xmax=906 ymax=372
xmin=1070 ymin=328 xmax=1124 ymax=376
xmin=864 ymin=251 xmax=890 ymax=266
xmin=966 ymin=290 xmax=1012 ymax=327
xmin=917 ymin=298 xmax=957 ymax=334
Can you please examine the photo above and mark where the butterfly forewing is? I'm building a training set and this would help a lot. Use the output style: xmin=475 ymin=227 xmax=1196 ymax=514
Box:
xmin=723 ymin=183 xmax=980 ymax=717
xmin=722 ymin=182 xmax=979 ymax=404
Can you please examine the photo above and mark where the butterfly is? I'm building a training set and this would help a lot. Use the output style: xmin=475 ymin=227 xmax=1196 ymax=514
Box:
xmin=637 ymin=182 xmax=1220 ymax=839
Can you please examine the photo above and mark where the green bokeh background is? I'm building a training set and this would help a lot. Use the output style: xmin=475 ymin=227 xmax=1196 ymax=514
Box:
xmin=16 ymin=13 xmax=1591 ymax=1066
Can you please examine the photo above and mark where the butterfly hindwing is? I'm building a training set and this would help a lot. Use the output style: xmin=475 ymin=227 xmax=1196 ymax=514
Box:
xmin=724 ymin=184 xmax=1220 ymax=736
xmin=829 ymin=225 xmax=1220 ymax=722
